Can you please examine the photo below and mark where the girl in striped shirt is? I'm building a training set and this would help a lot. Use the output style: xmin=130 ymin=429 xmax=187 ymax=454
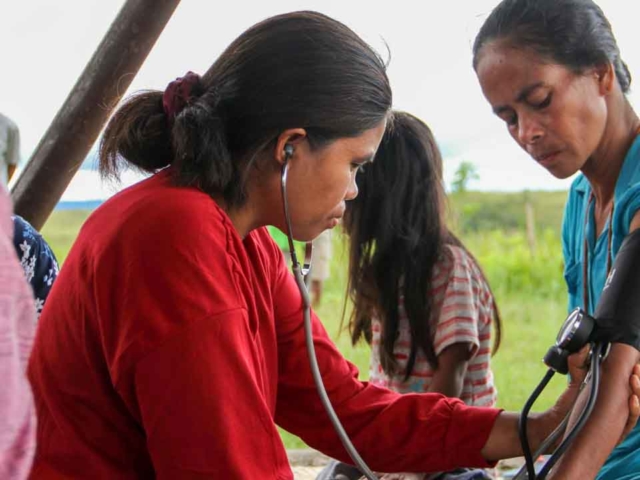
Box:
xmin=341 ymin=112 xmax=502 ymax=480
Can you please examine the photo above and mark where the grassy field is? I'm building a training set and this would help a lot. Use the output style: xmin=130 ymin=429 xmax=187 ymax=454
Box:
xmin=41 ymin=195 xmax=571 ymax=449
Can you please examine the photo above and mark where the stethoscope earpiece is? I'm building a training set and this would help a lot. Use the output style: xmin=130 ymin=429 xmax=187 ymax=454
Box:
xmin=284 ymin=143 xmax=294 ymax=159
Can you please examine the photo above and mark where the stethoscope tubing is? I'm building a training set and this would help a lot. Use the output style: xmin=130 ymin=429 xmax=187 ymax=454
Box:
xmin=281 ymin=159 xmax=379 ymax=479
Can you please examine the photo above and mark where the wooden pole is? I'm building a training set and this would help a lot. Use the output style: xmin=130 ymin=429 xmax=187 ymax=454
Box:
xmin=524 ymin=191 xmax=537 ymax=256
xmin=11 ymin=0 xmax=181 ymax=229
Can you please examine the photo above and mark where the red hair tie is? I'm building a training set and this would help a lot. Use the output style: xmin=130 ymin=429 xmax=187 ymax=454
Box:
xmin=162 ymin=71 xmax=201 ymax=122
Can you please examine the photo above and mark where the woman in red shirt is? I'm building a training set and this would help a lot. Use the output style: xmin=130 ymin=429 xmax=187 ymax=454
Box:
xmin=28 ymin=10 xmax=640 ymax=480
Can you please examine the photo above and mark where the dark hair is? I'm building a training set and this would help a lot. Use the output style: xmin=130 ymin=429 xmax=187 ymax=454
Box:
xmin=100 ymin=11 xmax=391 ymax=207
xmin=473 ymin=0 xmax=631 ymax=93
xmin=343 ymin=112 xmax=501 ymax=379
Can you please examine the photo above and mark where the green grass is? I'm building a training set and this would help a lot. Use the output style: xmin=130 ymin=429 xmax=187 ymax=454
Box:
xmin=41 ymin=209 xmax=93 ymax=264
xmin=448 ymin=190 xmax=568 ymax=234
xmin=41 ymin=207 xmax=570 ymax=450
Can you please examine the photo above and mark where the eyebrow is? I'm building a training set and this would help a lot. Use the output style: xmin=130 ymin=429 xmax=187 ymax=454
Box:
xmin=492 ymin=81 xmax=545 ymax=115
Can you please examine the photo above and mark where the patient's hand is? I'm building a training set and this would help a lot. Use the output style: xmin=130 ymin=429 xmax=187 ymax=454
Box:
xmin=620 ymin=363 xmax=640 ymax=444
xmin=566 ymin=346 xmax=591 ymax=387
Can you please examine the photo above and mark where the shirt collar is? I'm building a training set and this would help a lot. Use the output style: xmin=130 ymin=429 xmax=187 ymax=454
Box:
xmin=615 ymin=134 xmax=640 ymax=201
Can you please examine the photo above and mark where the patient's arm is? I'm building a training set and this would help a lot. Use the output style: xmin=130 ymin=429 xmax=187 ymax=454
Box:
xmin=549 ymin=216 xmax=640 ymax=477
xmin=427 ymin=343 xmax=473 ymax=398
xmin=548 ymin=344 xmax=640 ymax=479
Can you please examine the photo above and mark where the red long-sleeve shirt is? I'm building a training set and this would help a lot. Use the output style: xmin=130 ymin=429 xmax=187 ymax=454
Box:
xmin=28 ymin=170 xmax=500 ymax=479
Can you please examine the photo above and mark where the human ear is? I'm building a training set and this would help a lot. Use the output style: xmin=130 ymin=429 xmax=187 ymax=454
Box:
xmin=595 ymin=63 xmax=616 ymax=95
xmin=274 ymin=129 xmax=308 ymax=166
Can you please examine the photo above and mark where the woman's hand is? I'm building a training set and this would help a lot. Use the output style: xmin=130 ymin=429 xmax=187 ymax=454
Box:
xmin=567 ymin=345 xmax=591 ymax=387
xmin=619 ymin=363 xmax=640 ymax=443
xmin=533 ymin=346 xmax=592 ymax=446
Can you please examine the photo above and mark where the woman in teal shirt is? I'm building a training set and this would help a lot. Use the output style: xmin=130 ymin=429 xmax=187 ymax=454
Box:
xmin=562 ymin=134 xmax=640 ymax=480
xmin=473 ymin=0 xmax=640 ymax=478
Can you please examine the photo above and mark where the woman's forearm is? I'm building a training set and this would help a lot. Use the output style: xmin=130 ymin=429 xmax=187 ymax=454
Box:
xmin=547 ymin=343 xmax=640 ymax=479
xmin=480 ymin=412 xmax=522 ymax=461
xmin=481 ymin=381 xmax=582 ymax=462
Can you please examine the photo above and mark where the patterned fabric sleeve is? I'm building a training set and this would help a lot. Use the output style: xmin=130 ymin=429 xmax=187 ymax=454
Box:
xmin=12 ymin=216 xmax=59 ymax=318
xmin=432 ymin=246 xmax=482 ymax=358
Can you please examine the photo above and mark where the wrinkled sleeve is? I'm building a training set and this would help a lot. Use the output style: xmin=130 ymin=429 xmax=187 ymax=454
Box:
xmin=0 ymin=190 xmax=36 ymax=480
xmin=433 ymin=250 xmax=481 ymax=357
xmin=271 ymin=248 xmax=501 ymax=473
xmin=132 ymin=309 xmax=288 ymax=480
xmin=614 ymin=183 xmax=640 ymax=248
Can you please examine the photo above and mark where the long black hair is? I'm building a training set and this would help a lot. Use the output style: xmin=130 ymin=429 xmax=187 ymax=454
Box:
xmin=100 ymin=11 xmax=392 ymax=207
xmin=473 ymin=0 xmax=631 ymax=93
xmin=343 ymin=112 xmax=502 ymax=379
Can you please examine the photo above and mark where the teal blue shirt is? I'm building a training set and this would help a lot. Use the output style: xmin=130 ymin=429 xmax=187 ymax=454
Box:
xmin=562 ymin=135 xmax=640 ymax=479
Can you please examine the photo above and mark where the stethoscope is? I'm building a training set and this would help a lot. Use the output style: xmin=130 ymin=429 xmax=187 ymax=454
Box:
xmin=280 ymin=145 xmax=379 ymax=480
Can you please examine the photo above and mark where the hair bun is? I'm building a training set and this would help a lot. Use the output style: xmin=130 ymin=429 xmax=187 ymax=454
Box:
xmin=163 ymin=71 xmax=203 ymax=122
xmin=99 ymin=91 xmax=173 ymax=178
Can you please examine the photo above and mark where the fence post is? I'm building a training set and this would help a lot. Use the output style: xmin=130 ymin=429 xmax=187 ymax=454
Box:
xmin=524 ymin=190 xmax=537 ymax=256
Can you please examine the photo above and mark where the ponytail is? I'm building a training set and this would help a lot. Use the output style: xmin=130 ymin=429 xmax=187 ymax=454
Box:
xmin=171 ymin=88 xmax=240 ymax=205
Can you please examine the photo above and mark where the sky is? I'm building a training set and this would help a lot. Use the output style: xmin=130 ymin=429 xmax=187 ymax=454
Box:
xmin=1 ymin=0 xmax=638 ymax=201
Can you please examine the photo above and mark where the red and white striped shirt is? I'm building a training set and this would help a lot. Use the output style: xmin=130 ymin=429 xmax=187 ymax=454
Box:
xmin=369 ymin=244 xmax=497 ymax=407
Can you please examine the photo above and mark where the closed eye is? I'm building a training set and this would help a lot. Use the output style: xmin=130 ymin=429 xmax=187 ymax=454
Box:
xmin=351 ymin=162 xmax=366 ymax=174
xmin=533 ymin=93 xmax=552 ymax=110
xmin=497 ymin=110 xmax=517 ymax=127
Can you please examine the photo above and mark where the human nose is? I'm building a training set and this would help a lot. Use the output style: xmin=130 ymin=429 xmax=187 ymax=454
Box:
xmin=345 ymin=172 xmax=359 ymax=201
xmin=517 ymin=113 xmax=544 ymax=145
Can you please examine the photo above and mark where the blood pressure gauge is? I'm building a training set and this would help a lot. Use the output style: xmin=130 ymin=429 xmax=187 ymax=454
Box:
xmin=543 ymin=308 xmax=595 ymax=374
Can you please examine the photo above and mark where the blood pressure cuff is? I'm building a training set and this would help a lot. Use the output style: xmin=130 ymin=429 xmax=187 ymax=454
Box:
xmin=592 ymin=229 xmax=640 ymax=350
